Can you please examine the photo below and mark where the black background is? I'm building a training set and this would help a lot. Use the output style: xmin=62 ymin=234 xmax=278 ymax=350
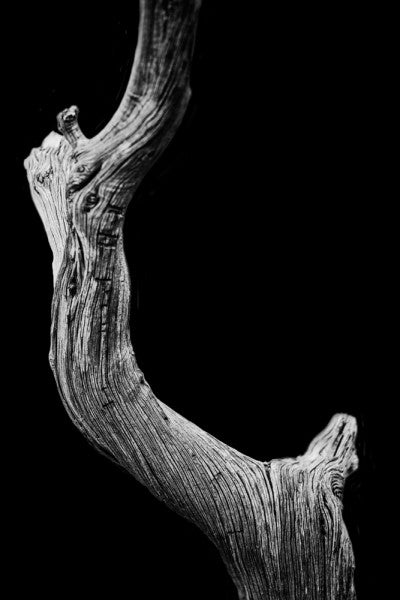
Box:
xmin=8 ymin=2 xmax=386 ymax=599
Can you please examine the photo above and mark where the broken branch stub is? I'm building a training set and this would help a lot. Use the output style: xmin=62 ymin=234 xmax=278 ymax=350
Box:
xmin=24 ymin=1 xmax=358 ymax=598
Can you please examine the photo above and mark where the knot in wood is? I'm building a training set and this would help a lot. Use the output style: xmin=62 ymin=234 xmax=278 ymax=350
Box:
xmin=84 ymin=192 xmax=100 ymax=212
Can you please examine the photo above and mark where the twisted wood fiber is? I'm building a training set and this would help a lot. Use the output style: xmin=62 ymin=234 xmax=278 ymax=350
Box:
xmin=25 ymin=2 xmax=358 ymax=598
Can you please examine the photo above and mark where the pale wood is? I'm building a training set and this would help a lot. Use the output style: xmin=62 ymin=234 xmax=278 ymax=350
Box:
xmin=24 ymin=1 xmax=358 ymax=598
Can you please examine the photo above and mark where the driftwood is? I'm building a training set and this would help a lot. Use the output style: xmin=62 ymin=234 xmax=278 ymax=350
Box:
xmin=24 ymin=1 xmax=358 ymax=598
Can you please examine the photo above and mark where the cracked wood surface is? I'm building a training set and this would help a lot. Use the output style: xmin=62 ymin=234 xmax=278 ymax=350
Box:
xmin=24 ymin=1 xmax=358 ymax=598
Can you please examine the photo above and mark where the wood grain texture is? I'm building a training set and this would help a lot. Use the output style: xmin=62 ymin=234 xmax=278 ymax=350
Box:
xmin=24 ymin=1 xmax=358 ymax=598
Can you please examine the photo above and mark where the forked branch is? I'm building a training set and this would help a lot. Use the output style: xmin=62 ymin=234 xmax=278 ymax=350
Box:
xmin=24 ymin=2 xmax=358 ymax=598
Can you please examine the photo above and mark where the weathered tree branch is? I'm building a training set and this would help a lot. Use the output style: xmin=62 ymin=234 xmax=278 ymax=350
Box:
xmin=24 ymin=2 xmax=358 ymax=598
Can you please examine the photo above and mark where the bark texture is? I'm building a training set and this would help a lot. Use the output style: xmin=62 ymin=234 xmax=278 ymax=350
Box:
xmin=24 ymin=1 xmax=358 ymax=598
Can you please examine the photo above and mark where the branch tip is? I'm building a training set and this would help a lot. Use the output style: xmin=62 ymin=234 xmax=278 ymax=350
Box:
xmin=57 ymin=105 xmax=87 ymax=147
xmin=305 ymin=413 xmax=358 ymax=477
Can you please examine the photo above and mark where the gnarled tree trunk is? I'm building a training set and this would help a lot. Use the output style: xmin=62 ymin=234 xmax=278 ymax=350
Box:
xmin=24 ymin=1 xmax=358 ymax=598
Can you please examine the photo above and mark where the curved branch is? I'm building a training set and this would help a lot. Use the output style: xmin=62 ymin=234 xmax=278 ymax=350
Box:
xmin=92 ymin=0 xmax=201 ymax=145
xmin=24 ymin=2 xmax=358 ymax=598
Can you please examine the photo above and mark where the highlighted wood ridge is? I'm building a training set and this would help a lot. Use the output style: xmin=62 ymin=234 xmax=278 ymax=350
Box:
xmin=24 ymin=1 xmax=358 ymax=598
